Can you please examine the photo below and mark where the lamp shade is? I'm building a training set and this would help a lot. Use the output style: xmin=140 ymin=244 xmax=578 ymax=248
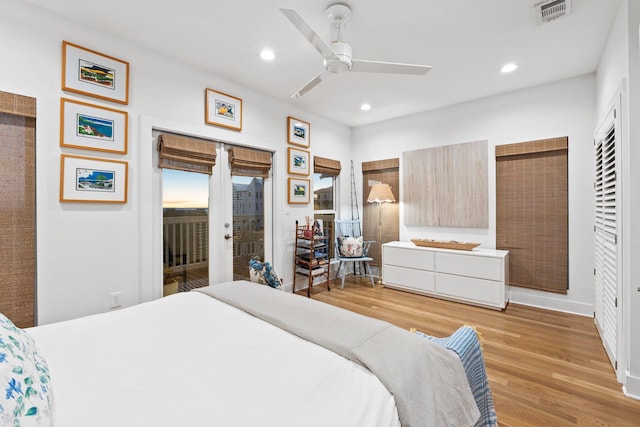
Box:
xmin=367 ymin=183 xmax=396 ymax=203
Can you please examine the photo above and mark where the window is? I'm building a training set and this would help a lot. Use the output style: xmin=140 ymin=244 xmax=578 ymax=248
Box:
xmin=313 ymin=156 xmax=341 ymax=250
xmin=496 ymin=137 xmax=568 ymax=293
xmin=313 ymin=173 xmax=334 ymax=211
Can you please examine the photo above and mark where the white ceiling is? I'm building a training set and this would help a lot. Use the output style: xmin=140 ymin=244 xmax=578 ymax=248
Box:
xmin=24 ymin=0 xmax=620 ymax=127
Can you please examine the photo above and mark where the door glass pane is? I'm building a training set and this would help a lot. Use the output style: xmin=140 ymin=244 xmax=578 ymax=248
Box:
xmin=162 ymin=169 xmax=209 ymax=294
xmin=232 ymin=176 xmax=264 ymax=280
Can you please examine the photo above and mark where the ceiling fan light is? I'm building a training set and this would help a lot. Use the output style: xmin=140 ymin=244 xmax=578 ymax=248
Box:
xmin=326 ymin=59 xmax=350 ymax=73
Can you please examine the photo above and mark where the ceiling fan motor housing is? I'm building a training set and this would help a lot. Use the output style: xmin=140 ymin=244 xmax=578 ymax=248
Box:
xmin=326 ymin=41 xmax=352 ymax=73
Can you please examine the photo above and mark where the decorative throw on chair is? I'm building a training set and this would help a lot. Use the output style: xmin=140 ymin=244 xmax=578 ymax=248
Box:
xmin=414 ymin=325 xmax=498 ymax=427
xmin=338 ymin=236 xmax=364 ymax=257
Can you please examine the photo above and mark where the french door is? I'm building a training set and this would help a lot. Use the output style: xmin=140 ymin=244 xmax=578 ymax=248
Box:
xmin=160 ymin=136 xmax=271 ymax=290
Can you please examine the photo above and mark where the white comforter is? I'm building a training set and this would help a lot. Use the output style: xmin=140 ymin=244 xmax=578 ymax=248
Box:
xmin=28 ymin=291 xmax=400 ymax=427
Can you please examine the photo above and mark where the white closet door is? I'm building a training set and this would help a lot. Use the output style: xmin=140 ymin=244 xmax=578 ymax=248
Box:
xmin=593 ymin=107 xmax=620 ymax=373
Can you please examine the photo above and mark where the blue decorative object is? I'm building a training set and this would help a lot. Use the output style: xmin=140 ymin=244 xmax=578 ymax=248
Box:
xmin=249 ymin=256 xmax=281 ymax=289
xmin=415 ymin=325 xmax=497 ymax=427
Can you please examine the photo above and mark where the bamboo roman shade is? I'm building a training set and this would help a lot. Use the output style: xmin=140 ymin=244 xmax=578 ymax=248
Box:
xmin=313 ymin=156 xmax=341 ymax=176
xmin=496 ymin=137 xmax=568 ymax=294
xmin=0 ymin=91 xmax=36 ymax=327
xmin=158 ymin=133 xmax=217 ymax=174
xmin=229 ymin=146 xmax=272 ymax=177
xmin=362 ymin=158 xmax=399 ymax=172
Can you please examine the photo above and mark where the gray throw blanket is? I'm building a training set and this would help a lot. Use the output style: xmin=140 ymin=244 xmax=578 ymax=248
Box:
xmin=196 ymin=281 xmax=480 ymax=427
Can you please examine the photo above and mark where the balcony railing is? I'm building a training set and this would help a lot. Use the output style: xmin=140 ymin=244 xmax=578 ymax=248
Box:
xmin=163 ymin=215 xmax=208 ymax=274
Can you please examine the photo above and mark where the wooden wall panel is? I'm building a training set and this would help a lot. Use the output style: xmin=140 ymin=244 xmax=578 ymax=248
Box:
xmin=403 ymin=140 xmax=488 ymax=228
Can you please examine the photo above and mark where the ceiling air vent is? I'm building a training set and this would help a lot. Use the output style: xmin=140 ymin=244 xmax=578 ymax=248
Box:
xmin=535 ymin=0 xmax=572 ymax=24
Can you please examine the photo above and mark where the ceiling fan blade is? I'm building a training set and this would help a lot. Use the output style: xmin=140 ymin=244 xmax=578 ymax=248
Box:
xmin=279 ymin=8 xmax=337 ymax=61
xmin=292 ymin=70 xmax=331 ymax=99
xmin=351 ymin=59 xmax=432 ymax=75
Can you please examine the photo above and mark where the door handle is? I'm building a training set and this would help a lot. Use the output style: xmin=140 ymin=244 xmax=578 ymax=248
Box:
xmin=224 ymin=233 xmax=233 ymax=240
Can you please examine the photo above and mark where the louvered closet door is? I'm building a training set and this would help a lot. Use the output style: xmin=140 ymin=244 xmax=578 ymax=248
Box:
xmin=594 ymin=107 xmax=619 ymax=371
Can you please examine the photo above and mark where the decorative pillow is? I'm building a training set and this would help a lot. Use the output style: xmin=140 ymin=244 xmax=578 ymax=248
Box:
xmin=0 ymin=313 xmax=53 ymax=427
xmin=338 ymin=236 xmax=364 ymax=257
xmin=248 ymin=257 xmax=282 ymax=289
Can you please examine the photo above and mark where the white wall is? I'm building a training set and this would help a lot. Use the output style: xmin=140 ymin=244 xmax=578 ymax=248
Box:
xmin=0 ymin=0 xmax=352 ymax=324
xmin=352 ymin=74 xmax=597 ymax=316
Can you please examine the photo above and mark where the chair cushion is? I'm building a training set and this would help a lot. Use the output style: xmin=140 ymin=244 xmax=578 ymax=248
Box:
xmin=338 ymin=236 xmax=364 ymax=257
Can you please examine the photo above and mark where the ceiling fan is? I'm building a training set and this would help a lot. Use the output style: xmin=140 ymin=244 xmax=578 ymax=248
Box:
xmin=280 ymin=3 xmax=432 ymax=99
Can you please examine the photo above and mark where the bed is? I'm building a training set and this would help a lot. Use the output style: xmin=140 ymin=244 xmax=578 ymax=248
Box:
xmin=2 ymin=280 xmax=492 ymax=426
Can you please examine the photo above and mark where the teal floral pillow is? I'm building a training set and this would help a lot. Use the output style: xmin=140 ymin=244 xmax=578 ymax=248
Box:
xmin=0 ymin=313 xmax=53 ymax=426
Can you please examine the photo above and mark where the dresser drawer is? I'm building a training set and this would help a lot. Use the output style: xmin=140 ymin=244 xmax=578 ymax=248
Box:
xmin=435 ymin=252 xmax=503 ymax=281
xmin=383 ymin=265 xmax=435 ymax=292
xmin=383 ymin=246 xmax=435 ymax=271
xmin=435 ymin=273 xmax=504 ymax=307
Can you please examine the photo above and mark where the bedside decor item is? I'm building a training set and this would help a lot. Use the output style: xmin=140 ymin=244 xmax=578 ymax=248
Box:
xmin=288 ymin=177 xmax=310 ymax=204
xmin=62 ymin=41 xmax=129 ymax=105
xmin=205 ymin=88 xmax=243 ymax=131
xmin=287 ymin=116 xmax=310 ymax=147
xmin=60 ymin=98 xmax=128 ymax=154
xmin=411 ymin=239 xmax=480 ymax=251
xmin=287 ymin=147 xmax=310 ymax=176
xmin=60 ymin=154 xmax=128 ymax=203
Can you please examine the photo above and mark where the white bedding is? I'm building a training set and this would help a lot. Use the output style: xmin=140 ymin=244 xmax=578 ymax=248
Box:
xmin=28 ymin=291 xmax=401 ymax=427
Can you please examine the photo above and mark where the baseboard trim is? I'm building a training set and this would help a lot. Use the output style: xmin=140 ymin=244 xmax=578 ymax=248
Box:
xmin=509 ymin=289 xmax=594 ymax=317
xmin=623 ymin=371 xmax=640 ymax=400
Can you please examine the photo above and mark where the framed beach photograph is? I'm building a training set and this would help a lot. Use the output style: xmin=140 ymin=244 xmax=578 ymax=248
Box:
xmin=205 ymin=88 xmax=243 ymax=131
xmin=288 ymin=177 xmax=311 ymax=204
xmin=60 ymin=154 xmax=128 ymax=203
xmin=62 ymin=41 xmax=129 ymax=105
xmin=288 ymin=147 xmax=310 ymax=176
xmin=60 ymin=98 xmax=128 ymax=154
xmin=287 ymin=116 xmax=310 ymax=147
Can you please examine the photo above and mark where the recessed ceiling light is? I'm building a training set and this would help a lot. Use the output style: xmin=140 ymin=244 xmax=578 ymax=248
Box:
xmin=260 ymin=50 xmax=275 ymax=61
xmin=360 ymin=103 xmax=371 ymax=111
xmin=501 ymin=63 xmax=518 ymax=73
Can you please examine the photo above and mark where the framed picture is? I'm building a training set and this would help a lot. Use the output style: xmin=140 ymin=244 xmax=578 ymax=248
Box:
xmin=60 ymin=154 xmax=128 ymax=203
xmin=205 ymin=88 xmax=243 ymax=131
xmin=62 ymin=41 xmax=129 ymax=105
xmin=287 ymin=116 xmax=310 ymax=147
xmin=60 ymin=98 xmax=128 ymax=154
xmin=288 ymin=177 xmax=311 ymax=204
xmin=288 ymin=147 xmax=310 ymax=176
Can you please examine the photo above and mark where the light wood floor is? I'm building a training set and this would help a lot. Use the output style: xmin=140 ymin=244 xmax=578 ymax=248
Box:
xmin=297 ymin=278 xmax=640 ymax=427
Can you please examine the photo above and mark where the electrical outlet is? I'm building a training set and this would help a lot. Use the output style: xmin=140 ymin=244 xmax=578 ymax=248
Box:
xmin=110 ymin=291 xmax=122 ymax=308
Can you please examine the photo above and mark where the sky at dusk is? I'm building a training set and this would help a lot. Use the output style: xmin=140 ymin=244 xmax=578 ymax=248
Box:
xmin=163 ymin=169 xmax=330 ymax=208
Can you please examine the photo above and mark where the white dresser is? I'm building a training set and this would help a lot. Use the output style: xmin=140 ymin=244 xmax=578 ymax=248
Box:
xmin=382 ymin=241 xmax=509 ymax=310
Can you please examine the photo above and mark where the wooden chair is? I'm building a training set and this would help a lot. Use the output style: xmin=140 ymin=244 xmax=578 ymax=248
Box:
xmin=334 ymin=219 xmax=375 ymax=289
